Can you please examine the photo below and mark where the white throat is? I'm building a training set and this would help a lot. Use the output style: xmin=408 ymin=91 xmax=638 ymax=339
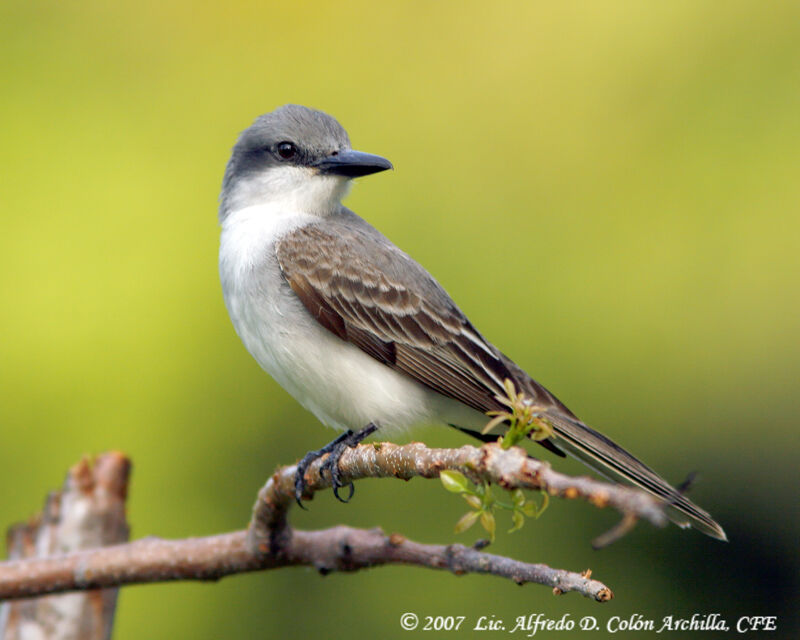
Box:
xmin=223 ymin=165 xmax=351 ymax=218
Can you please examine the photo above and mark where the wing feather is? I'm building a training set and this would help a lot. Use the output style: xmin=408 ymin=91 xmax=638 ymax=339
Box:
xmin=276 ymin=219 xmax=513 ymax=415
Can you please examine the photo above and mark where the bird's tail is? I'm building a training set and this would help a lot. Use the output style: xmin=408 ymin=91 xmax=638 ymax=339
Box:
xmin=541 ymin=410 xmax=727 ymax=541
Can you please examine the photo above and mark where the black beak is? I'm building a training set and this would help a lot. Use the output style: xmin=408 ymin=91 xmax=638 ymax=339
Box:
xmin=314 ymin=150 xmax=393 ymax=178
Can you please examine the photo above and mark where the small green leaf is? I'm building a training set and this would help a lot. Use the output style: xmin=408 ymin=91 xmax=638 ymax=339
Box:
xmin=512 ymin=489 xmax=525 ymax=508
xmin=480 ymin=511 xmax=496 ymax=541
xmin=539 ymin=491 xmax=550 ymax=515
xmin=509 ymin=510 xmax=525 ymax=533
xmin=523 ymin=492 xmax=549 ymax=518
xmin=454 ymin=510 xmax=480 ymax=534
xmin=463 ymin=494 xmax=482 ymax=510
xmin=440 ymin=470 xmax=469 ymax=493
xmin=482 ymin=413 xmax=508 ymax=435
xmin=529 ymin=417 xmax=554 ymax=441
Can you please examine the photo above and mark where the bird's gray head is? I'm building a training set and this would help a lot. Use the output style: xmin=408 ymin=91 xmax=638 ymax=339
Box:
xmin=219 ymin=105 xmax=392 ymax=221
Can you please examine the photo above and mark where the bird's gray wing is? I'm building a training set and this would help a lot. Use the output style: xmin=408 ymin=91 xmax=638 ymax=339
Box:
xmin=275 ymin=217 xmax=570 ymax=421
xmin=275 ymin=215 xmax=726 ymax=540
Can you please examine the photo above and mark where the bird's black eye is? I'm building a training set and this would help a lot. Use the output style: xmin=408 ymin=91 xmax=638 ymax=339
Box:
xmin=276 ymin=141 xmax=298 ymax=160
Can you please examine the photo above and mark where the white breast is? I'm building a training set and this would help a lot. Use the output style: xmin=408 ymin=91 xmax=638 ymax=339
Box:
xmin=219 ymin=204 xmax=485 ymax=434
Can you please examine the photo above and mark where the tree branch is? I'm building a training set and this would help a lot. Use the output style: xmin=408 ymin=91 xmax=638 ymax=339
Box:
xmin=1 ymin=442 xmax=669 ymax=608
xmin=248 ymin=441 xmax=667 ymax=552
xmin=0 ymin=527 xmax=613 ymax=602
xmin=0 ymin=452 xmax=130 ymax=640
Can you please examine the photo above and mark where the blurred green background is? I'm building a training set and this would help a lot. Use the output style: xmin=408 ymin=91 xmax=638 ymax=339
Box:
xmin=1 ymin=1 xmax=798 ymax=638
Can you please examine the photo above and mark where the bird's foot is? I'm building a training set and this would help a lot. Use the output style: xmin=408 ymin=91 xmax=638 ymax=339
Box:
xmin=294 ymin=423 xmax=378 ymax=508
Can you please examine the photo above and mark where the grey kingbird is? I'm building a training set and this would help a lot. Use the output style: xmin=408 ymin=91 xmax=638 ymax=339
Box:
xmin=218 ymin=104 xmax=725 ymax=541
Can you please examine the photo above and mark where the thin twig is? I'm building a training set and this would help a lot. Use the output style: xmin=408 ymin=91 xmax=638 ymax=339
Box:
xmin=1 ymin=442 xmax=668 ymax=605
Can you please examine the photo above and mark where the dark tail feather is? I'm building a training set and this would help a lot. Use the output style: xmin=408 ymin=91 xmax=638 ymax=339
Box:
xmin=540 ymin=410 xmax=727 ymax=541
